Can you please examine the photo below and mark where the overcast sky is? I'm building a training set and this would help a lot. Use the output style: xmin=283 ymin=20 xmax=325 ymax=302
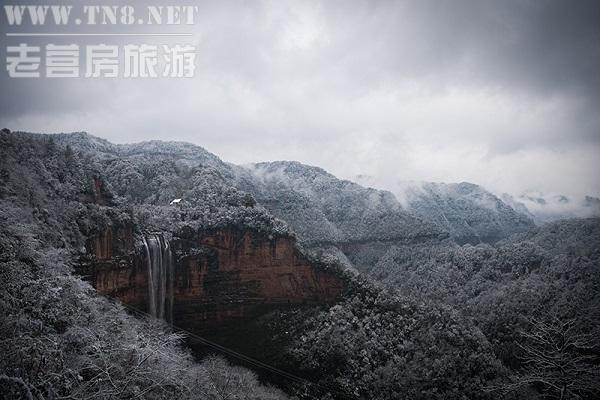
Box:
xmin=1 ymin=0 xmax=599 ymax=198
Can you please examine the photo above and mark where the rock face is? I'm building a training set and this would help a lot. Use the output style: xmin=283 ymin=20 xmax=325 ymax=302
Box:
xmin=80 ymin=223 xmax=144 ymax=305
xmin=81 ymin=226 xmax=344 ymax=332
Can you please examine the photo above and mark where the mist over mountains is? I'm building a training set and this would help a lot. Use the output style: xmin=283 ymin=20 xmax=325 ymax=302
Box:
xmin=354 ymin=175 xmax=600 ymax=228
xmin=48 ymin=131 xmax=539 ymax=247
xmin=502 ymin=192 xmax=600 ymax=224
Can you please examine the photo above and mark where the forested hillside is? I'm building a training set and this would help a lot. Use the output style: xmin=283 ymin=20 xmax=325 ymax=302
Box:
xmin=367 ymin=218 xmax=600 ymax=398
xmin=232 ymin=161 xmax=445 ymax=245
xmin=400 ymin=182 xmax=535 ymax=244
xmin=1 ymin=131 xmax=598 ymax=400
xmin=0 ymin=131 xmax=287 ymax=399
xmin=234 ymin=162 xmax=538 ymax=276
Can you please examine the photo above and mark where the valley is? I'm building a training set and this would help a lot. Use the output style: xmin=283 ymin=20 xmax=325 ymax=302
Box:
xmin=1 ymin=131 xmax=598 ymax=400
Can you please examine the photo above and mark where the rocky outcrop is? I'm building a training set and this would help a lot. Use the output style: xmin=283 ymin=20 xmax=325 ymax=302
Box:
xmin=80 ymin=223 xmax=143 ymax=305
xmin=89 ymin=223 xmax=135 ymax=261
xmin=81 ymin=227 xmax=344 ymax=332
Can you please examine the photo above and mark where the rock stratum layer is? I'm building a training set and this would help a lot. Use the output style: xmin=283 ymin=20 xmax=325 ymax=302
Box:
xmin=80 ymin=226 xmax=344 ymax=332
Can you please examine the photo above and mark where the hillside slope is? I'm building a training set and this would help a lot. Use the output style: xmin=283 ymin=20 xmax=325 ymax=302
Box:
xmin=233 ymin=161 xmax=446 ymax=245
xmin=0 ymin=130 xmax=288 ymax=399
xmin=5 ymin=131 xmax=596 ymax=399
xmin=402 ymin=182 xmax=535 ymax=244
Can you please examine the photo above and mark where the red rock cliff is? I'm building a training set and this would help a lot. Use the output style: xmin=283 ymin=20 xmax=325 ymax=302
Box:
xmin=82 ymin=227 xmax=344 ymax=332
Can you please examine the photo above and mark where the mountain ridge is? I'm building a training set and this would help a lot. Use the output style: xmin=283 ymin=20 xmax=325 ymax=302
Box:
xmin=22 ymin=131 xmax=537 ymax=247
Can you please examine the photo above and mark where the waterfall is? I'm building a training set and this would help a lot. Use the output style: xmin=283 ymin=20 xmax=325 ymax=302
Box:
xmin=142 ymin=234 xmax=174 ymax=323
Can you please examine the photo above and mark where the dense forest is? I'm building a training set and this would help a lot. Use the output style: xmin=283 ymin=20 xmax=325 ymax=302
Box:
xmin=1 ymin=131 xmax=599 ymax=399
xmin=287 ymin=219 xmax=600 ymax=399
xmin=0 ymin=132 xmax=287 ymax=399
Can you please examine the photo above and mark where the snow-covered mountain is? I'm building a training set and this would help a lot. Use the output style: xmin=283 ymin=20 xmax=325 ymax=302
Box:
xmin=402 ymin=182 xmax=535 ymax=244
xmin=232 ymin=161 xmax=446 ymax=245
xmin=46 ymin=133 xmax=539 ymax=247
xmin=4 ymin=131 xmax=599 ymax=400
xmin=354 ymin=177 xmax=535 ymax=245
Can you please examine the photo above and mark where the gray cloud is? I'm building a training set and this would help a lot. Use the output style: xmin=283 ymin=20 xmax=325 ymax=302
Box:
xmin=1 ymin=0 xmax=599 ymax=198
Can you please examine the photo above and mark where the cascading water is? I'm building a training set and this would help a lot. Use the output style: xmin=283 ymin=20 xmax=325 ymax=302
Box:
xmin=141 ymin=234 xmax=174 ymax=323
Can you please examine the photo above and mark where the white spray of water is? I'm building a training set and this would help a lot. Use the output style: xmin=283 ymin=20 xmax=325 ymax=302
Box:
xmin=142 ymin=234 xmax=174 ymax=323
